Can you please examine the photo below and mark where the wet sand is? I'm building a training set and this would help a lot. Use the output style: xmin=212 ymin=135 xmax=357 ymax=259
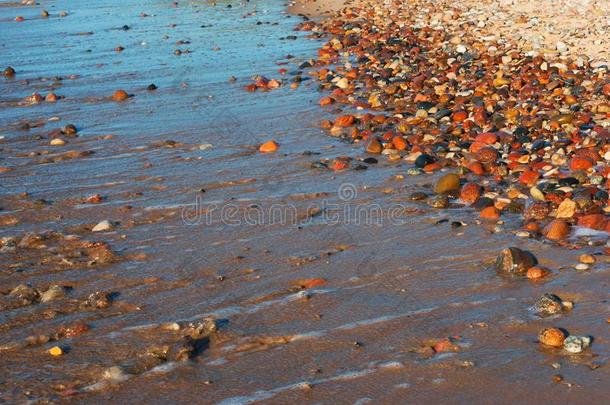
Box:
xmin=1 ymin=0 xmax=609 ymax=404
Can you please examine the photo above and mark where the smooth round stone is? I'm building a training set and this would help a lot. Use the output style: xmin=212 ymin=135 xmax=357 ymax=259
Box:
xmin=538 ymin=328 xmax=566 ymax=347
xmin=434 ymin=173 xmax=460 ymax=193
xmin=414 ymin=153 xmax=434 ymax=168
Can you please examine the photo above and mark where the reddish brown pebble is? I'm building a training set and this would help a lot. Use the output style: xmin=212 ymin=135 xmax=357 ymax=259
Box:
xmin=543 ymin=219 xmax=571 ymax=240
xmin=578 ymin=214 xmax=607 ymax=231
xmin=476 ymin=146 xmax=498 ymax=164
xmin=569 ymin=156 xmax=594 ymax=171
xmin=526 ymin=266 xmax=550 ymax=279
xmin=319 ymin=96 xmax=335 ymax=106
xmin=480 ymin=206 xmax=500 ymax=220
xmin=467 ymin=161 xmax=485 ymax=175
xmin=112 ymin=90 xmax=129 ymax=101
xmin=524 ymin=201 xmax=550 ymax=220
xmin=460 ymin=183 xmax=482 ymax=205
xmin=334 ymin=115 xmax=356 ymax=127
xmin=365 ymin=137 xmax=382 ymax=154
xmin=519 ymin=170 xmax=540 ymax=186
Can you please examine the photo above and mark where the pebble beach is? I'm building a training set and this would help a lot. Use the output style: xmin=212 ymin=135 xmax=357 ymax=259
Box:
xmin=0 ymin=0 xmax=609 ymax=403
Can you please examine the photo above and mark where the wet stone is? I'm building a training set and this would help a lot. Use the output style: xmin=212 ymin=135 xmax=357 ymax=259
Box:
xmin=563 ymin=336 xmax=591 ymax=353
xmin=427 ymin=194 xmax=449 ymax=209
xmin=408 ymin=192 xmax=428 ymax=201
xmin=472 ymin=197 xmax=495 ymax=210
xmin=9 ymin=284 xmax=40 ymax=304
xmin=167 ymin=336 xmax=204 ymax=361
xmin=415 ymin=153 xmax=434 ymax=168
xmin=40 ymin=285 xmax=67 ymax=303
xmin=82 ymin=291 xmax=113 ymax=309
xmin=3 ymin=66 xmax=16 ymax=77
xmin=495 ymin=247 xmax=537 ymax=274
xmin=532 ymin=293 xmax=565 ymax=316
xmin=434 ymin=173 xmax=460 ymax=194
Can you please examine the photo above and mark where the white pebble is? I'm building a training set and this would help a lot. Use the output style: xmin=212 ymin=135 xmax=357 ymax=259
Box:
xmin=92 ymin=220 xmax=113 ymax=232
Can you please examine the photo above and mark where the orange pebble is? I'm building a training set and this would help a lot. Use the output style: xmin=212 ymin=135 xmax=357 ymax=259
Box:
xmin=452 ymin=110 xmax=468 ymax=122
xmin=543 ymin=219 xmax=571 ymax=240
xmin=112 ymin=89 xmax=129 ymax=101
xmin=578 ymin=214 xmax=607 ymax=231
xmin=527 ymin=266 xmax=550 ymax=279
xmin=474 ymin=132 xmax=497 ymax=145
xmin=460 ymin=183 xmax=481 ymax=205
xmin=519 ymin=170 xmax=540 ymax=186
xmin=319 ymin=96 xmax=335 ymax=106
xmin=467 ymin=161 xmax=485 ymax=175
xmin=334 ymin=115 xmax=356 ymax=127
xmin=45 ymin=93 xmax=58 ymax=102
xmin=259 ymin=140 xmax=279 ymax=153
xmin=569 ymin=156 xmax=593 ymax=171
xmin=480 ymin=206 xmax=500 ymax=220
xmin=392 ymin=136 xmax=408 ymax=151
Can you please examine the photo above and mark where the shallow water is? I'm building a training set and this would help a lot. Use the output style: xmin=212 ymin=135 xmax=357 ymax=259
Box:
xmin=1 ymin=0 xmax=609 ymax=404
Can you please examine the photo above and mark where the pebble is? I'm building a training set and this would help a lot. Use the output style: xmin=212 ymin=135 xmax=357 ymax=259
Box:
xmin=50 ymin=138 xmax=66 ymax=146
xmin=102 ymin=366 xmax=131 ymax=382
xmin=259 ymin=140 xmax=279 ymax=153
xmin=578 ymin=254 xmax=595 ymax=264
xmin=427 ymin=194 xmax=449 ymax=208
xmin=480 ymin=206 xmax=500 ymax=220
xmin=532 ymin=293 xmax=564 ymax=316
xmin=3 ymin=66 xmax=16 ymax=76
xmin=92 ymin=220 xmax=113 ymax=232
xmin=542 ymin=219 xmax=571 ymax=241
xmin=40 ymin=285 xmax=66 ymax=302
xmin=556 ymin=199 xmax=576 ymax=219
xmin=495 ymin=247 xmax=537 ymax=274
xmin=48 ymin=346 xmax=63 ymax=356
xmin=167 ymin=336 xmax=198 ymax=361
xmin=459 ymin=182 xmax=480 ymax=203
xmin=365 ymin=137 xmax=382 ymax=154
xmin=526 ymin=266 xmax=550 ymax=280
xmin=538 ymin=328 xmax=566 ymax=347
xmin=563 ymin=336 xmax=591 ymax=354
xmin=434 ymin=173 xmax=460 ymax=193
xmin=112 ymin=89 xmax=130 ymax=101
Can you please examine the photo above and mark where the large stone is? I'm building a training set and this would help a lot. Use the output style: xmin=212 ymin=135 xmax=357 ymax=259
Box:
xmin=434 ymin=173 xmax=460 ymax=193
xmin=495 ymin=247 xmax=537 ymax=274
xmin=543 ymin=219 xmax=571 ymax=241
